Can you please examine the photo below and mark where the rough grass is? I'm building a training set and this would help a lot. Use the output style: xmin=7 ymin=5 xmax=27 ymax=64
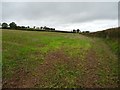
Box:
xmin=2 ymin=29 xmax=118 ymax=88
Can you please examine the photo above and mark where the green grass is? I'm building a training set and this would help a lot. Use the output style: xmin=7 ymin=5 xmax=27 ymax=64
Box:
xmin=2 ymin=29 xmax=118 ymax=88
xmin=105 ymin=39 xmax=119 ymax=55
xmin=91 ymin=38 xmax=118 ymax=87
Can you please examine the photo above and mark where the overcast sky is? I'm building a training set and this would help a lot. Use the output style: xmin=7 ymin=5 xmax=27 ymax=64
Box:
xmin=1 ymin=1 xmax=118 ymax=32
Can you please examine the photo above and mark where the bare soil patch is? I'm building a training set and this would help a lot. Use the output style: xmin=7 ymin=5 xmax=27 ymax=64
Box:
xmin=76 ymin=49 xmax=100 ymax=88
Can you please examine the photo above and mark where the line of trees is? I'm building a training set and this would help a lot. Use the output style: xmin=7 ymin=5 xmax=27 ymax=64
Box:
xmin=72 ymin=29 xmax=90 ymax=34
xmin=40 ymin=26 xmax=55 ymax=31
xmin=1 ymin=22 xmax=17 ymax=29
xmin=73 ymin=29 xmax=81 ymax=33
xmin=0 ymin=22 xmax=56 ymax=31
xmin=0 ymin=22 xmax=91 ymax=34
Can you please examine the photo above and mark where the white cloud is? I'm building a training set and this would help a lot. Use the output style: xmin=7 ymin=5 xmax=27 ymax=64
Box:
xmin=56 ymin=19 xmax=118 ymax=32
xmin=2 ymin=0 xmax=120 ymax=2
xmin=1 ymin=2 xmax=118 ymax=32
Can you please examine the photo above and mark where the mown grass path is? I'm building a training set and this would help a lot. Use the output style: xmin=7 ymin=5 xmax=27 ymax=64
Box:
xmin=2 ymin=30 xmax=118 ymax=88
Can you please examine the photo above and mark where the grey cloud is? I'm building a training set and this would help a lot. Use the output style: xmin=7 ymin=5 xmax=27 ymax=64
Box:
xmin=2 ymin=2 xmax=118 ymax=30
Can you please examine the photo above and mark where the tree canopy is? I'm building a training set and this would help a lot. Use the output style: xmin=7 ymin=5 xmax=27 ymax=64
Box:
xmin=2 ymin=23 xmax=8 ymax=29
xmin=9 ymin=22 xmax=17 ymax=29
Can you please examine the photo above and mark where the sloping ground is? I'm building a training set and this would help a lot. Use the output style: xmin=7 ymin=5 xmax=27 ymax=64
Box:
xmin=2 ymin=30 xmax=118 ymax=88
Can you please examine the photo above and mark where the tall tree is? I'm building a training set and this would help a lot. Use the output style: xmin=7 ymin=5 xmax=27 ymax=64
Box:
xmin=27 ymin=26 xmax=30 ymax=29
xmin=9 ymin=22 xmax=17 ymax=29
xmin=33 ymin=26 xmax=36 ymax=29
xmin=40 ymin=27 xmax=43 ymax=30
xmin=2 ymin=22 xmax=8 ymax=29
xmin=73 ymin=29 xmax=76 ymax=33
xmin=77 ymin=29 xmax=80 ymax=33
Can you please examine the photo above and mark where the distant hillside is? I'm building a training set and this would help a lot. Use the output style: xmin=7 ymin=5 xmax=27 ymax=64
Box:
xmin=89 ymin=27 xmax=120 ymax=39
xmin=83 ymin=27 xmax=120 ymax=56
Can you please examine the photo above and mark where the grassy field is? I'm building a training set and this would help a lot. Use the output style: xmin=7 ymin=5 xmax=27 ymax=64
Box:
xmin=2 ymin=29 xmax=118 ymax=88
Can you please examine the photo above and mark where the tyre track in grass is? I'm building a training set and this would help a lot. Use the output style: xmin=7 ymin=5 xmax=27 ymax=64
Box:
xmin=77 ymin=49 xmax=99 ymax=88
xmin=92 ymin=38 xmax=118 ymax=88
xmin=2 ymin=33 xmax=118 ymax=88
xmin=80 ymin=49 xmax=100 ymax=88
xmin=13 ymin=48 xmax=85 ymax=88
xmin=13 ymin=49 xmax=72 ymax=88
